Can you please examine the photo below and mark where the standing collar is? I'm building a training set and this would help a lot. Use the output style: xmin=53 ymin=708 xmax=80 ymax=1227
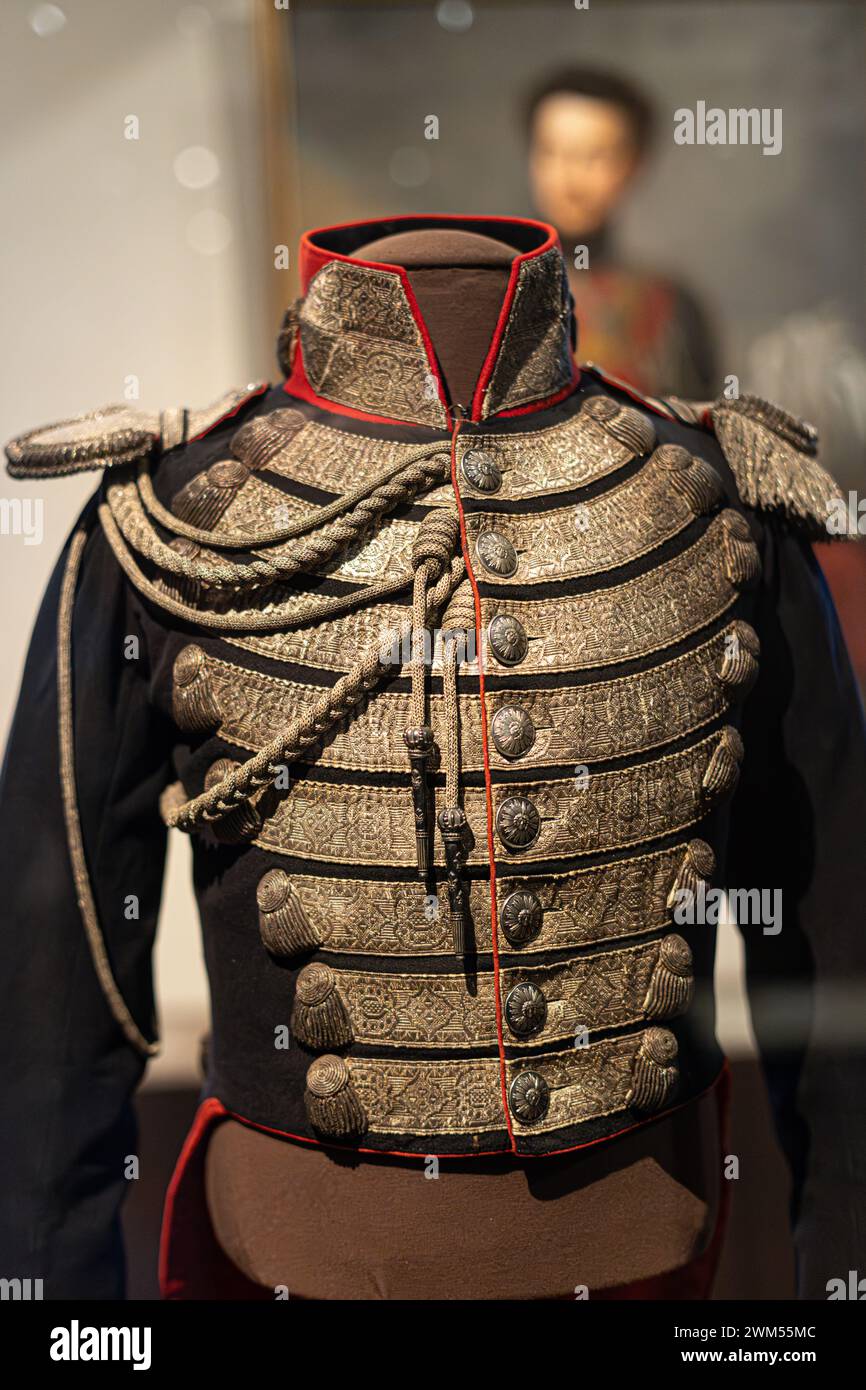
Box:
xmin=281 ymin=214 xmax=578 ymax=429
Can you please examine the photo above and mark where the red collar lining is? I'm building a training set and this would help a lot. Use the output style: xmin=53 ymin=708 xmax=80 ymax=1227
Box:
xmin=289 ymin=214 xmax=569 ymax=428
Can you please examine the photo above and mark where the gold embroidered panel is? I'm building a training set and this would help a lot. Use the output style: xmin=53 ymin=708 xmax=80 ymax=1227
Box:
xmin=463 ymin=447 xmax=722 ymax=585
xmin=349 ymin=1054 xmax=506 ymax=1135
xmin=188 ymin=622 xmax=754 ymax=773
xmin=299 ymin=937 xmax=680 ymax=1050
xmin=454 ymin=399 xmax=648 ymax=501
xmin=479 ymin=622 xmax=753 ymax=766
xmin=228 ymin=398 xmax=641 ymax=506
xmin=299 ymin=260 xmax=448 ymax=428
xmin=505 ymin=1036 xmax=642 ymax=1135
xmin=347 ymin=1029 xmax=654 ymax=1135
xmin=251 ymin=728 xmax=738 ymax=867
xmin=229 ymin=409 xmax=452 ymax=508
xmin=495 ymin=843 xmax=706 ymax=953
xmin=226 ymin=599 xmax=410 ymax=674
xmin=273 ymin=841 xmax=704 ymax=957
xmin=480 ymin=248 xmax=574 ymax=416
xmin=481 ymin=511 xmax=758 ymax=674
xmin=487 ymin=730 xmax=739 ymax=862
xmin=307 ymin=515 xmax=419 ymax=585
xmin=216 ymin=475 xmax=319 ymax=538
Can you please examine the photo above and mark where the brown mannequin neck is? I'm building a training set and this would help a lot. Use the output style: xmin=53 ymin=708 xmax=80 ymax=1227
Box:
xmin=356 ymin=228 xmax=516 ymax=410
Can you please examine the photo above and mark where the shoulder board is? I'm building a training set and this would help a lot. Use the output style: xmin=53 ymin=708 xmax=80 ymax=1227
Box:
xmin=709 ymin=394 xmax=843 ymax=539
xmin=583 ymin=368 xmax=843 ymax=538
xmin=578 ymin=362 xmax=685 ymax=422
xmin=4 ymin=383 xmax=267 ymax=480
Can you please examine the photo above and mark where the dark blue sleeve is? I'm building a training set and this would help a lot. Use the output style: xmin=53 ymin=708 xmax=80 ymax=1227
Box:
xmin=727 ymin=523 xmax=866 ymax=1299
xmin=0 ymin=495 xmax=172 ymax=1299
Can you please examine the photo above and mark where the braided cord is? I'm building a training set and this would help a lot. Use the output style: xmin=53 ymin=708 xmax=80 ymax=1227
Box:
xmin=441 ymin=589 xmax=477 ymax=807
xmin=408 ymin=510 xmax=461 ymax=727
xmin=107 ymin=478 xmax=275 ymax=585
xmin=166 ymin=634 xmax=393 ymax=830
xmin=99 ymin=498 xmax=455 ymax=632
xmin=57 ymin=522 xmax=158 ymax=1057
xmin=105 ymin=446 xmax=450 ymax=593
xmin=97 ymin=419 xmax=466 ymax=836
xmin=135 ymin=441 xmax=448 ymax=550
xmin=164 ymin=543 xmax=463 ymax=831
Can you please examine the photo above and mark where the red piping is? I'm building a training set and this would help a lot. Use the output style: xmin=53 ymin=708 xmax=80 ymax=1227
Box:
xmin=297 ymin=213 xmax=557 ymax=294
xmin=448 ymin=413 xmax=516 ymax=1149
xmin=159 ymin=1067 xmax=732 ymax=1295
xmin=158 ymin=1095 xmax=227 ymax=1298
xmin=166 ymin=1061 xmax=729 ymax=1174
xmin=468 ymin=224 xmax=558 ymax=422
xmin=224 ymin=1073 xmax=724 ymax=1158
xmin=186 ymin=384 xmax=269 ymax=444
xmin=494 ymin=375 xmax=580 ymax=419
xmin=579 ymin=362 xmax=680 ymax=422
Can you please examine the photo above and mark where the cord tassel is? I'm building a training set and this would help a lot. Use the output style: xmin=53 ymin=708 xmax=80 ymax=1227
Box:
xmin=643 ymin=935 xmax=694 ymax=1019
xmin=438 ymin=806 xmax=469 ymax=954
xmin=292 ymin=964 xmax=353 ymax=1049
xmin=402 ymin=508 xmax=461 ymax=876
xmin=404 ymin=724 xmax=435 ymax=876
xmin=256 ymin=868 xmax=322 ymax=956
xmin=172 ymin=644 xmax=221 ymax=732
xmin=438 ymin=586 xmax=476 ymax=955
xmin=304 ymin=1056 xmax=367 ymax=1139
xmin=627 ymin=1028 xmax=679 ymax=1112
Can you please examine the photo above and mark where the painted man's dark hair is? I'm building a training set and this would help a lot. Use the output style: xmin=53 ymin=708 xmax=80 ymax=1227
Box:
xmin=525 ymin=67 xmax=656 ymax=155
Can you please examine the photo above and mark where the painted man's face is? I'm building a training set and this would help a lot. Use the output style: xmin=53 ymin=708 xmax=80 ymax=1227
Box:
xmin=529 ymin=93 xmax=641 ymax=239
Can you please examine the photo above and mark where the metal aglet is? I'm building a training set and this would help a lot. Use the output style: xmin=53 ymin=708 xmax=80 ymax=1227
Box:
xmin=403 ymin=725 xmax=435 ymax=877
xmin=438 ymin=806 xmax=469 ymax=956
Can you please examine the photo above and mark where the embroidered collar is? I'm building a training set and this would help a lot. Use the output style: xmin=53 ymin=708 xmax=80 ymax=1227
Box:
xmin=280 ymin=215 xmax=577 ymax=428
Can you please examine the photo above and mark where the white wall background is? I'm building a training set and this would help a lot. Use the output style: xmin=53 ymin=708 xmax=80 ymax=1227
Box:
xmin=0 ymin=0 xmax=274 ymax=1084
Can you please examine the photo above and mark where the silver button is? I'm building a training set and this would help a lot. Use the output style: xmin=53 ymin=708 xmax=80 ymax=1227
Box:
xmin=500 ymin=890 xmax=543 ymax=947
xmin=487 ymin=614 xmax=528 ymax=666
xmin=496 ymin=796 xmax=541 ymax=852
xmin=476 ymin=530 xmax=517 ymax=577
xmin=461 ymin=448 xmax=502 ymax=493
xmin=491 ymin=705 xmax=536 ymax=760
xmin=505 ymin=982 xmax=547 ymax=1038
xmin=509 ymin=1070 xmax=550 ymax=1124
